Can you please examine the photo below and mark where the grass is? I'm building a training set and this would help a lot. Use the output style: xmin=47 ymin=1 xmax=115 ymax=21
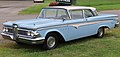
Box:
xmin=19 ymin=4 xmax=48 ymax=14
xmin=1 ymin=0 xmax=120 ymax=57
xmin=19 ymin=0 xmax=120 ymax=14
xmin=0 ymin=26 xmax=120 ymax=57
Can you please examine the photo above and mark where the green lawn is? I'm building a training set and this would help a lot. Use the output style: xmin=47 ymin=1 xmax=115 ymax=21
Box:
xmin=19 ymin=0 xmax=120 ymax=14
xmin=1 ymin=0 xmax=120 ymax=57
xmin=0 ymin=26 xmax=120 ymax=57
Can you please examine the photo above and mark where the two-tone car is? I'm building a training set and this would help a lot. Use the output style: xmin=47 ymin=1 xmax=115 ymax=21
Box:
xmin=1 ymin=6 xmax=119 ymax=50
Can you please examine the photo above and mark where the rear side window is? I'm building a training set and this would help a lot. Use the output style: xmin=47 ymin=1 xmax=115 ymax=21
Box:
xmin=84 ymin=9 xmax=94 ymax=18
xmin=70 ymin=10 xmax=84 ymax=19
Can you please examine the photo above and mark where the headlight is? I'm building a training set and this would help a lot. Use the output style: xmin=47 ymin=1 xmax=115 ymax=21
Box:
xmin=3 ymin=27 xmax=8 ymax=32
xmin=27 ymin=31 xmax=31 ymax=36
xmin=27 ymin=31 xmax=40 ymax=37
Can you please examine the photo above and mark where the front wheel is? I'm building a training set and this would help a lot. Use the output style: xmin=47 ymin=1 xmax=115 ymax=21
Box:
xmin=95 ymin=28 xmax=105 ymax=38
xmin=43 ymin=33 xmax=59 ymax=50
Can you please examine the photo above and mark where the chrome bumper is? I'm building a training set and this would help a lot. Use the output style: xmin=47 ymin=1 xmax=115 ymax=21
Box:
xmin=1 ymin=33 xmax=45 ymax=44
xmin=115 ymin=22 xmax=119 ymax=28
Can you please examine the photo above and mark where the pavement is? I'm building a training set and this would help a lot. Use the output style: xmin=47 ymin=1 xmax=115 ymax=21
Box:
xmin=0 ymin=1 xmax=37 ymax=32
xmin=100 ymin=10 xmax=120 ymax=19
xmin=0 ymin=1 xmax=120 ymax=40
xmin=0 ymin=1 xmax=37 ymax=40
xmin=0 ymin=1 xmax=37 ymax=20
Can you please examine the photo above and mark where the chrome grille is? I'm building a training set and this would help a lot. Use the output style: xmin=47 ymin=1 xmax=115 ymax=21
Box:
xmin=18 ymin=30 xmax=28 ymax=35
xmin=7 ymin=28 xmax=28 ymax=35
xmin=8 ymin=28 xmax=13 ymax=33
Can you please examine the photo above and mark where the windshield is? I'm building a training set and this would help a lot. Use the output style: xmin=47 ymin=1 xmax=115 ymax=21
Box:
xmin=38 ymin=8 xmax=69 ymax=19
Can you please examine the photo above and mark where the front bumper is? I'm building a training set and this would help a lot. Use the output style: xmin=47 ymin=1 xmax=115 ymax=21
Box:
xmin=1 ymin=33 xmax=45 ymax=44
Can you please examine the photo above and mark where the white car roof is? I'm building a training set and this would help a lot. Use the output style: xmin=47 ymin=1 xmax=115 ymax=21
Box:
xmin=45 ymin=6 xmax=96 ymax=11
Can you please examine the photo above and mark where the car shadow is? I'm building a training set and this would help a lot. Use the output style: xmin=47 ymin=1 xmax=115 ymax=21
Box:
xmin=58 ymin=36 xmax=98 ymax=48
xmin=7 ymin=36 xmax=98 ymax=51
xmin=2 ymin=34 xmax=111 ymax=52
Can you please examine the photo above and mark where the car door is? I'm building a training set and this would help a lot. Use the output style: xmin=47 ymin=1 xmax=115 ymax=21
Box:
xmin=63 ymin=9 xmax=87 ymax=41
xmin=82 ymin=9 xmax=98 ymax=36
xmin=64 ymin=9 xmax=97 ymax=41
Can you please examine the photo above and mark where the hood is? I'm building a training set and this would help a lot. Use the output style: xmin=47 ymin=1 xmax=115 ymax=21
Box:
xmin=3 ymin=18 xmax=63 ymax=29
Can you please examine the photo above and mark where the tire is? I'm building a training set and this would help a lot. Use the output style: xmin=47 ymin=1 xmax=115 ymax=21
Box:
xmin=95 ymin=28 xmax=105 ymax=38
xmin=43 ymin=33 xmax=59 ymax=50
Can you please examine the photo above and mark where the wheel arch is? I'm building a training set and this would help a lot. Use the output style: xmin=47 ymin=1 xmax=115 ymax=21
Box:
xmin=98 ymin=25 xmax=110 ymax=29
xmin=96 ymin=25 xmax=110 ymax=34
xmin=44 ymin=29 xmax=66 ymax=42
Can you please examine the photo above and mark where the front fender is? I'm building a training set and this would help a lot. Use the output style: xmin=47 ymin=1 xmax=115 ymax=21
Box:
xmin=44 ymin=29 xmax=66 ymax=40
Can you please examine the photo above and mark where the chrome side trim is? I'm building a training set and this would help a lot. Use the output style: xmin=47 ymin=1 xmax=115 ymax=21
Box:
xmin=37 ymin=20 xmax=111 ymax=30
xmin=69 ymin=20 xmax=110 ymax=28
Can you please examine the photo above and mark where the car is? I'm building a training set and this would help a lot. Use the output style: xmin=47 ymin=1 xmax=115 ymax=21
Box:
xmin=1 ymin=6 xmax=119 ymax=50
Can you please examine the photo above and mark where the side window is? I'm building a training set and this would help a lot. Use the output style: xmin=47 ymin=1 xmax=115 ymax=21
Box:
xmin=57 ymin=9 xmax=69 ymax=19
xmin=84 ymin=9 xmax=94 ymax=18
xmin=45 ymin=9 xmax=57 ymax=18
xmin=70 ymin=10 xmax=83 ymax=19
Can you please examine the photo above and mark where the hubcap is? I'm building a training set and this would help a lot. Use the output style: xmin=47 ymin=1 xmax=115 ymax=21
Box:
xmin=47 ymin=36 xmax=56 ymax=48
xmin=99 ymin=29 xmax=103 ymax=37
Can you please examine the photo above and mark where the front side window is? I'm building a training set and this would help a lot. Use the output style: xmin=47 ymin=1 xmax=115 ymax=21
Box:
xmin=70 ymin=10 xmax=84 ymax=19
xmin=39 ymin=8 xmax=69 ymax=19
xmin=84 ymin=9 xmax=94 ymax=18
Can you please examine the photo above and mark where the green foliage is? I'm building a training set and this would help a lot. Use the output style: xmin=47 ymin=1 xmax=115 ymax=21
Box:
xmin=19 ymin=4 xmax=48 ymax=14
xmin=19 ymin=0 xmax=120 ymax=14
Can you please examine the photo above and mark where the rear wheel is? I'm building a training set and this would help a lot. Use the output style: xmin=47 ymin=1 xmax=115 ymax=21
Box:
xmin=43 ymin=33 xmax=59 ymax=50
xmin=95 ymin=28 xmax=105 ymax=38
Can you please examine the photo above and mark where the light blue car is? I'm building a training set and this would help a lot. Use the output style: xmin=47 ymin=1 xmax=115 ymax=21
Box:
xmin=1 ymin=6 xmax=119 ymax=50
